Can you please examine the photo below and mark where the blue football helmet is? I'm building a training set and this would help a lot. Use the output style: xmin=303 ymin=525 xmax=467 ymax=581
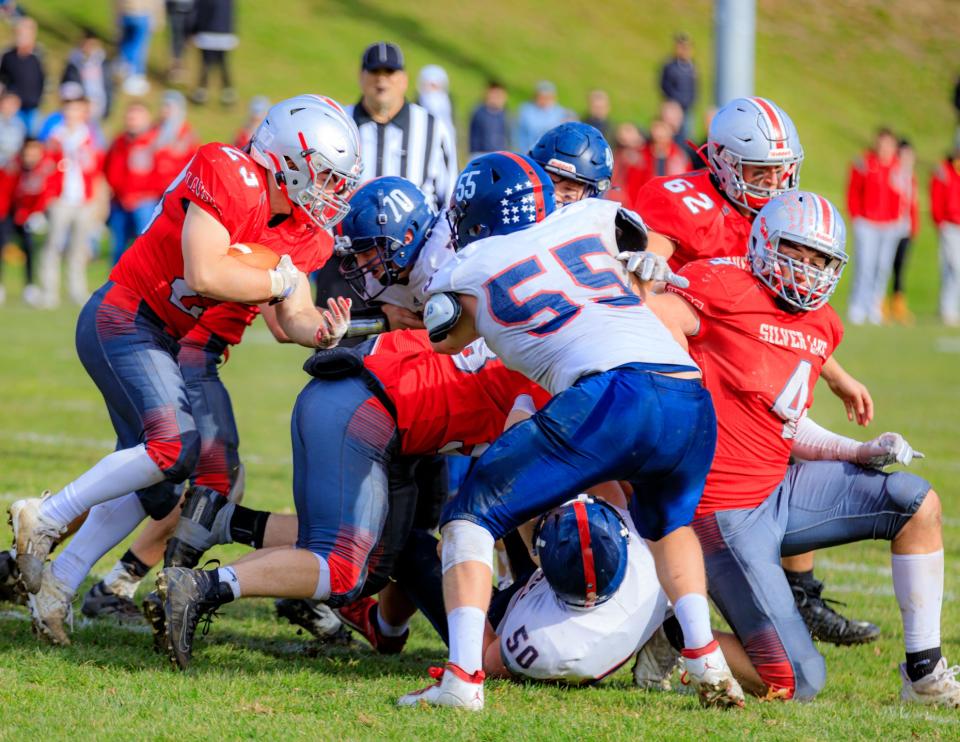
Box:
xmin=447 ymin=152 xmax=555 ymax=250
xmin=529 ymin=122 xmax=613 ymax=197
xmin=335 ymin=176 xmax=438 ymax=301
xmin=533 ymin=494 xmax=630 ymax=609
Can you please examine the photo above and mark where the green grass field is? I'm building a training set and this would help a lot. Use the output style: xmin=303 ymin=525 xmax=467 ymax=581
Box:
xmin=1 ymin=0 xmax=960 ymax=739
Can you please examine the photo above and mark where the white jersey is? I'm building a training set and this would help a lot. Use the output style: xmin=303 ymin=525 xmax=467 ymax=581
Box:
xmin=365 ymin=213 xmax=455 ymax=313
xmin=426 ymin=198 xmax=696 ymax=394
xmin=497 ymin=508 xmax=669 ymax=683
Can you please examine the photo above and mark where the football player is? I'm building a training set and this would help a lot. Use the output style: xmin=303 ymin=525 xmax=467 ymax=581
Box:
xmin=528 ymin=121 xmax=613 ymax=206
xmin=399 ymin=152 xmax=744 ymax=710
xmin=633 ymin=96 xmax=878 ymax=645
xmin=635 ymin=191 xmax=956 ymax=705
xmin=8 ymin=96 xmax=360 ymax=608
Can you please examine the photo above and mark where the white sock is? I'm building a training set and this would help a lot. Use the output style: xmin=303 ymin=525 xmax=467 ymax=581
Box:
xmin=102 ymin=560 xmax=142 ymax=601
xmin=40 ymin=445 xmax=165 ymax=527
xmin=50 ymin=493 xmax=147 ymax=593
xmin=892 ymin=549 xmax=943 ymax=652
xmin=447 ymin=605 xmax=486 ymax=675
xmin=311 ymin=553 xmax=331 ymax=600
xmin=217 ymin=566 xmax=242 ymax=600
xmin=376 ymin=607 xmax=409 ymax=637
xmin=674 ymin=593 xmax=715 ymax=650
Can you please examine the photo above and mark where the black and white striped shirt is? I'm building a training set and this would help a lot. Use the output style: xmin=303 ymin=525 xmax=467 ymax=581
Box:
xmin=347 ymin=100 xmax=458 ymax=211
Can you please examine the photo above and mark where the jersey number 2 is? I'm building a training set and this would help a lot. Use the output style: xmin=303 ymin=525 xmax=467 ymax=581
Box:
xmin=484 ymin=235 xmax=640 ymax=337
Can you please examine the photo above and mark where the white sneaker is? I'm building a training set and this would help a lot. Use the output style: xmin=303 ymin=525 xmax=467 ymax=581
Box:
xmin=28 ymin=564 xmax=74 ymax=646
xmin=397 ymin=663 xmax=485 ymax=710
xmin=0 ymin=285 xmax=6 ymax=306
xmin=122 ymin=74 xmax=150 ymax=96
xmin=22 ymin=284 xmax=43 ymax=308
xmin=900 ymin=657 xmax=960 ymax=708
xmin=680 ymin=642 xmax=745 ymax=708
xmin=633 ymin=624 xmax=682 ymax=690
xmin=9 ymin=493 xmax=65 ymax=593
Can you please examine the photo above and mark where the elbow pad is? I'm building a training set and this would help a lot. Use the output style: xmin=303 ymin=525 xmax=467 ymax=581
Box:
xmin=424 ymin=292 xmax=462 ymax=343
xmin=615 ymin=207 xmax=649 ymax=253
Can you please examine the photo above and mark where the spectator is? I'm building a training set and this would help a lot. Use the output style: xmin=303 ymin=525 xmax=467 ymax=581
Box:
xmin=0 ymin=89 xmax=23 ymax=304
xmin=233 ymin=95 xmax=269 ymax=149
xmin=468 ymin=79 xmax=509 ymax=158
xmin=887 ymin=139 xmax=918 ymax=325
xmin=583 ymin=89 xmax=611 ymax=139
xmin=469 ymin=79 xmax=509 ymax=157
xmin=190 ymin=0 xmax=238 ymax=106
xmin=165 ymin=0 xmax=195 ymax=84
xmin=658 ymin=32 xmax=697 ymax=142
xmin=153 ymin=89 xmax=197 ymax=188
xmin=417 ymin=64 xmax=456 ymax=146
xmin=0 ymin=16 xmax=44 ymax=134
xmin=846 ymin=127 xmax=903 ymax=325
xmin=104 ymin=101 xmax=158 ymax=264
xmin=607 ymin=121 xmax=644 ymax=207
xmin=37 ymin=87 xmax=104 ymax=308
xmin=61 ymin=28 xmax=113 ymax=124
xmin=514 ymin=80 xmax=570 ymax=155
xmin=931 ymin=145 xmax=960 ymax=327
xmin=626 ymin=117 xmax=692 ymax=203
xmin=116 ymin=0 xmax=164 ymax=96
xmin=7 ymin=138 xmax=54 ymax=306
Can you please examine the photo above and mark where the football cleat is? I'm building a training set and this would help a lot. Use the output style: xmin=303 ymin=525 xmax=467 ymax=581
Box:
xmin=9 ymin=493 xmax=66 ymax=593
xmin=142 ymin=590 xmax=167 ymax=653
xmin=336 ymin=596 xmax=409 ymax=654
xmin=275 ymin=598 xmax=353 ymax=646
xmin=633 ymin=624 xmax=682 ymax=690
xmin=0 ymin=549 xmax=26 ymax=605
xmin=900 ymin=658 xmax=960 ymax=708
xmin=680 ymin=641 xmax=745 ymax=709
xmin=28 ymin=564 xmax=74 ymax=646
xmin=790 ymin=577 xmax=880 ymax=645
xmin=397 ymin=663 xmax=485 ymax=710
xmin=156 ymin=567 xmax=221 ymax=670
xmin=81 ymin=581 xmax=143 ymax=624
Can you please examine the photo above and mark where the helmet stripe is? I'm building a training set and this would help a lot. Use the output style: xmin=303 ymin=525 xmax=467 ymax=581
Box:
xmin=817 ymin=194 xmax=832 ymax=234
xmin=572 ymin=500 xmax=598 ymax=608
xmin=751 ymin=97 xmax=786 ymax=142
xmin=497 ymin=151 xmax=548 ymax=222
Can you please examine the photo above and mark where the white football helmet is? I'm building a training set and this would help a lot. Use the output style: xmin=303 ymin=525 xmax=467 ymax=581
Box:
xmin=748 ymin=191 xmax=847 ymax=311
xmin=249 ymin=95 xmax=362 ymax=228
xmin=707 ymin=97 xmax=803 ymax=213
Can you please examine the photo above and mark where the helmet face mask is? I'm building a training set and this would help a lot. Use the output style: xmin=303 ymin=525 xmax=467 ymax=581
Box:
xmin=707 ymin=97 xmax=804 ymax=213
xmin=250 ymin=95 xmax=362 ymax=229
xmin=749 ymin=191 xmax=848 ymax=311
xmin=334 ymin=176 xmax=436 ymax=301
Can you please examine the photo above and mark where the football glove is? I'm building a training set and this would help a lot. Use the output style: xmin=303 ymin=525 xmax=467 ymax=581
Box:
xmin=268 ymin=254 xmax=300 ymax=301
xmin=315 ymin=297 xmax=352 ymax=349
xmin=856 ymin=432 xmax=925 ymax=469
xmin=616 ymin=251 xmax=689 ymax=288
xmin=424 ymin=292 xmax=462 ymax=342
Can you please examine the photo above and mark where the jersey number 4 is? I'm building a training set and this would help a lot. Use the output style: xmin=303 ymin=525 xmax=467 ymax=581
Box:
xmin=771 ymin=360 xmax=811 ymax=439
xmin=484 ymin=235 xmax=640 ymax=337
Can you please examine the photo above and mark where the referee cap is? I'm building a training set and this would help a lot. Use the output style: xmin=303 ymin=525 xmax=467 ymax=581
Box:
xmin=361 ymin=41 xmax=405 ymax=72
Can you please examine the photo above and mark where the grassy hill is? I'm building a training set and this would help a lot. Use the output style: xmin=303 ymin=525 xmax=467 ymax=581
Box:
xmin=14 ymin=0 xmax=960 ymax=312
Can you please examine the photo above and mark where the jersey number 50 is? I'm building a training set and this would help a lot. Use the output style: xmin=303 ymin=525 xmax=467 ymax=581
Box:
xmin=484 ymin=235 xmax=640 ymax=337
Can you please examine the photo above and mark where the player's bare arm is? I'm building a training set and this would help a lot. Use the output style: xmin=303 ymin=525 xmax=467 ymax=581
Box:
xmin=274 ymin=277 xmax=352 ymax=349
xmin=647 ymin=230 xmax=677 ymax=260
xmin=382 ymin=303 xmax=425 ymax=330
xmin=642 ymin=290 xmax=700 ymax=348
xmin=259 ymin=302 xmax=292 ymax=343
xmin=821 ymin=355 xmax=874 ymax=426
xmin=181 ymin=205 xmax=279 ymax=303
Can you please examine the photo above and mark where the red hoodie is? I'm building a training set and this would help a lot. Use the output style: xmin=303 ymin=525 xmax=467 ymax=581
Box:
xmin=931 ymin=159 xmax=960 ymax=227
xmin=847 ymin=150 xmax=901 ymax=223
xmin=104 ymin=126 xmax=164 ymax=210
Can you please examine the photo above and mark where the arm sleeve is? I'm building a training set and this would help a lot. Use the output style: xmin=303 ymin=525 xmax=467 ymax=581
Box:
xmin=790 ymin=414 xmax=862 ymax=462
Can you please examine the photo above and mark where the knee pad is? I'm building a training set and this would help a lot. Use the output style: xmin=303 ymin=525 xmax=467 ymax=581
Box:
xmin=884 ymin=472 xmax=932 ymax=513
xmin=440 ymin=519 xmax=495 ymax=574
xmin=149 ymin=429 xmax=201 ymax=482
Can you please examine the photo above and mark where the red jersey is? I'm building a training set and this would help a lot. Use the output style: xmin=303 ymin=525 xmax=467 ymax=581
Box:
xmin=110 ymin=142 xmax=275 ymax=339
xmin=11 ymin=153 xmax=57 ymax=226
xmin=668 ymin=259 xmax=844 ymax=517
xmin=634 ymin=169 xmax=753 ymax=271
xmin=104 ymin=127 xmax=163 ymax=210
xmin=363 ymin=331 xmax=551 ymax=456
xmin=181 ymin=212 xmax=334 ymax=348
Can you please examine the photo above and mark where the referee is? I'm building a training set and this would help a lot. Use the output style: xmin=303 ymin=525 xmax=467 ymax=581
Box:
xmin=314 ymin=40 xmax=458 ymax=334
